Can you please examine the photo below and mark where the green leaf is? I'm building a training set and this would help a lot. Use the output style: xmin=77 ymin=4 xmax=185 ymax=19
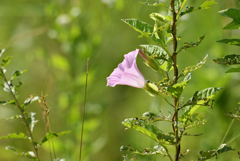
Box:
xmin=0 ymin=49 xmax=5 ymax=58
xmin=25 ymin=112 xmax=38 ymax=132
xmin=136 ymin=0 xmax=168 ymax=7
xmin=142 ymin=112 xmax=172 ymax=123
xmin=122 ymin=19 xmax=165 ymax=46
xmin=180 ymin=87 xmax=223 ymax=122
xmin=217 ymin=39 xmax=240 ymax=46
xmin=11 ymin=70 xmax=27 ymax=81
xmin=167 ymin=73 xmax=191 ymax=98
xmin=1 ymin=56 xmax=12 ymax=68
xmin=140 ymin=45 xmax=170 ymax=68
xmin=178 ymin=35 xmax=205 ymax=53
xmin=183 ymin=113 xmax=207 ymax=130
xmin=212 ymin=54 xmax=240 ymax=65
xmin=198 ymin=144 xmax=234 ymax=161
xmin=178 ymin=1 xmax=216 ymax=18
xmin=123 ymin=155 xmax=139 ymax=161
xmin=5 ymin=147 xmax=38 ymax=160
xmin=180 ymin=55 xmax=208 ymax=77
xmin=122 ymin=118 xmax=175 ymax=145
xmin=150 ymin=13 xmax=172 ymax=22
xmin=176 ymin=0 xmax=188 ymax=18
xmin=0 ymin=133 xmax=28 ymax=140
xmin=39 ymin=131 xmax=71 ymax=146
xmin=219 ymin=8 xmax=240 ymax=29
xmin=54 ymin=159 xmax=65 ymax=161
xmin=6 ymin=114 xmax=23 ymax=120
xmin=226 ymin=67 xmax=240 ymax=73
xmin=120 ymin=144 xmax=168 ymax=156
xmin=22 ymin=96 xmax=39 ymax=109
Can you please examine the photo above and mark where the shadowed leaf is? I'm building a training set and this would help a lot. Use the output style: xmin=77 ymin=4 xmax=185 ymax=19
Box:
xmin=219 ymin=8 xmax=240 ymax=29
xmin=217 ymin=39 xmax=240 ymax=46
xmin=212 ymin=54 xmax=240 ymax=65
xmin=198 ymin=144 xmax=234 ymax=161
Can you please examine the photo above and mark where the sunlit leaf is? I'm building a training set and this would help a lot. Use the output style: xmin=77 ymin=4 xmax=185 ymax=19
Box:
xmin=123 ymin=155 xmax=139 ymax=161
xmin=180 ymin=54 xmax=208 ymax=77
xmin=180 ymin=87 xmax=223 ymax=122
xmin=22 ymin=96 xmax=39 ymax=109
xmin=178 ymin=35 xmax=205 ymax=53
xmin=178 ymin=1 xmax=216 ymax=18
xmin=219 ymin=8 xmax=240 ymax=29
xmin=122 ymin=118 xmax=175 ymax=145
xmin=54 ymin=159 xmax=65 ymax=161
xmin=198 ymin=144 xmax=234 ymax=161
xmin=122 ymin=19 xmax=165 ymax=46
xmin=25 ymin=112 xmax=38 ymax=132
xmin=150 ymin=13 xmax=172 ymax=22
xmin=39 ymin=131 xmax=71 ymax=146
xmin=212 ymin=54 xmax=240 ymax=65
xmin=0 ymin=49 xmax=5 ymax=58
xmin=167 ymin=73 xmax=191 ymax=98
xmin=0 ymin=133 xmax=28 ymax=140
xmin=183 ymin=113 xmax=207 ymax=130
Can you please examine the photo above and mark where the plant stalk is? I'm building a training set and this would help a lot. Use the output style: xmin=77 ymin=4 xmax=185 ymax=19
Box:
xmin=79 ymin=58 xmax=89 ymax=161
xmin=170 ymin=0 xmax=180 ymax=160
xmin=0 ymin=68 xmax=40 ymax=160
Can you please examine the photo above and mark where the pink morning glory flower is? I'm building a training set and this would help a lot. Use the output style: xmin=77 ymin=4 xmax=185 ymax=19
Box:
xmin=107 ymin=49 xmax=146 ymax=88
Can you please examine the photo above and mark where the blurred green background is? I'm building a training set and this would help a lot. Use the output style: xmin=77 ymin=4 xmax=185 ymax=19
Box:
xmin=0 ymin=0 xmax=240 ymax=160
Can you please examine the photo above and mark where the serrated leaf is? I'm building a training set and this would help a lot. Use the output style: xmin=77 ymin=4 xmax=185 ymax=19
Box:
xmin=122 ymin=118 xmax=175 ymax=145
xmin=180 ymin=54 xmax=208 ymax=77
xmin=39 ymin=131 xmax=71 ymax=146
xmin=226 ymin=67 xmax=240 ymax=73
xmin=136 ymin=0 xmax=168 ymax=7
xmin=212 ymin=54 xmax=240 ymax=65
xmin=178 ymin=35 xmax=205 ymax=53
xmin=180 ymin=87 xmax=223 ymax=122
xmin=11 ymin=70 xmax=27 ymax=81
xmin=122 ymin=19 xmax=165 ymax=46
xmin=0 ymin=133 xmax=28 ymax=140
xmin=198 ymin=144 xmax=234 ymax=161
xmin=219 ymin=8 xmax=240 ymax=29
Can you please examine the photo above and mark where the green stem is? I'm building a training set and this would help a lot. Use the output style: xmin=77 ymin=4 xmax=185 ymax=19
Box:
xmin=79 ymin=58 xmax=89 ymax=161
xmin=170 ymin=0 xmax=180 ymax=160
xmin=0 ymin=68 xmax=40 ymax=160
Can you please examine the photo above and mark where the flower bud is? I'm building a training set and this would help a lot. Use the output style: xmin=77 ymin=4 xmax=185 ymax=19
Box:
xmin=144 ymin=81 xmax=159 ymax=96
xmin=138 ymin=50 xmax=159 ymax=71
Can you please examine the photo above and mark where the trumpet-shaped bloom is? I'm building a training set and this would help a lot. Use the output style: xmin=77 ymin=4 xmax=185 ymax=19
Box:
xmin=107 ymin=49 xmax=146 ymax=88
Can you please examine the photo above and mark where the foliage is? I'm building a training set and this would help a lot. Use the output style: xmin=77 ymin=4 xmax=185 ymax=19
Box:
xmin=0 ymin=49 xmax=69 ymax=160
